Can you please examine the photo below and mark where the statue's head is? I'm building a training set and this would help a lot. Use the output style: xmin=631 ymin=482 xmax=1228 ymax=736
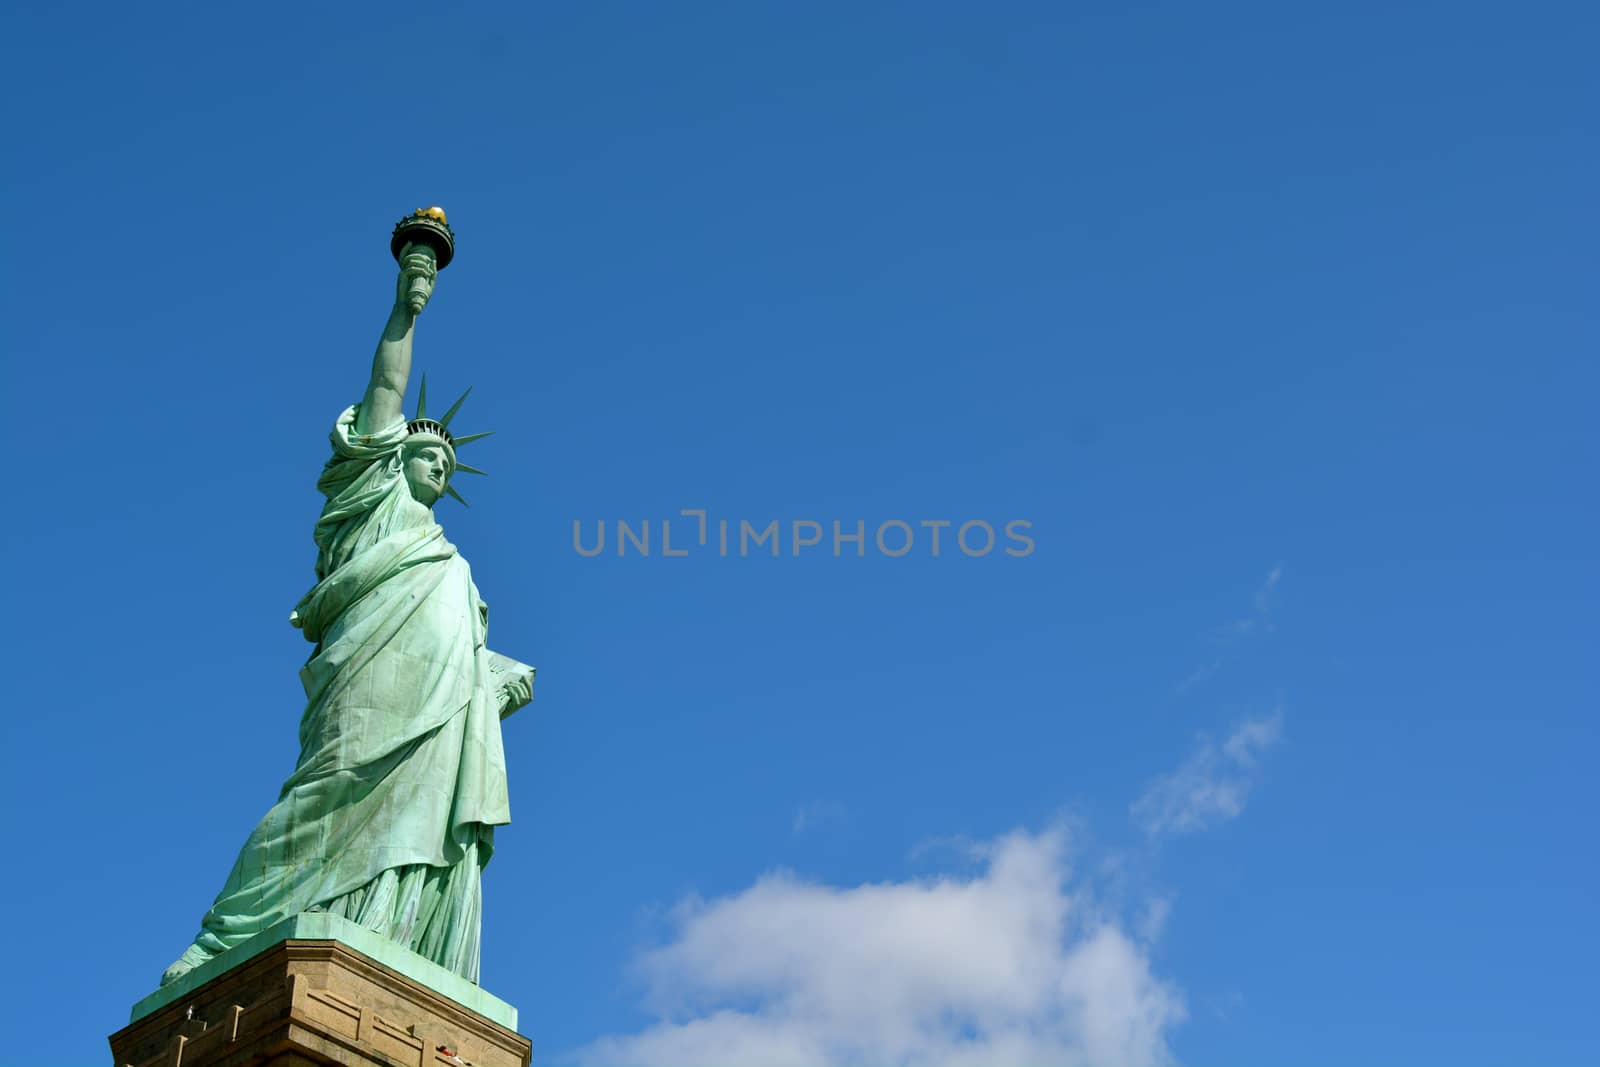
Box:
xmin=404 ymin=377 xmax=492 ymax=508
xmin=403 ymin=432 xmax=454 ymax=507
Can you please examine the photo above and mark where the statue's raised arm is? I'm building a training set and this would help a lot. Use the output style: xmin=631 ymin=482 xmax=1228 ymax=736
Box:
xmin=356 ymin=242 xmax=437 ymax=435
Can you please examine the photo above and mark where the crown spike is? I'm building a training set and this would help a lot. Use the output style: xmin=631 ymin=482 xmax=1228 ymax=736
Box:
xmin=452 ymin=431 xmax=495 ymax=447
xmin=455 ymin=461 xmax=489 ymax=477
xmin=416 ymin=374 xmax=429 ymax=420
xmin=440 ymin=387 xmax=473 ymax=428
xmin=445 ymin=484 xmax=470 ymax=507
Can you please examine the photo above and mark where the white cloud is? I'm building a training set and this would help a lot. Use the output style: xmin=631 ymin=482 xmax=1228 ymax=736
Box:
xmin=1131 ymin=711 xmax=1284 ymax=837
xmin=576 ymin=829 xmax=1185 ymax=1067
xmin=1222 ymin=714 xmax=1281 ymax=767
xmin=1137 ymin=895 xmax=1174 ymax=944
xmin=792 ymin=800 xmax=848 ymax=834
xmin=1254 ymin=566 xmax=1282 ymax=620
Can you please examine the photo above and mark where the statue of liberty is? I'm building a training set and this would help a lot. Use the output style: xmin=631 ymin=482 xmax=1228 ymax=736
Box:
xmin=161 ymin=209 xmax=533 ymax=988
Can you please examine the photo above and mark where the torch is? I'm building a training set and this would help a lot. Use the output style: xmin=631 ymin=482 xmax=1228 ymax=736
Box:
xmin=391 ymin=206 xmax=456 ymax=314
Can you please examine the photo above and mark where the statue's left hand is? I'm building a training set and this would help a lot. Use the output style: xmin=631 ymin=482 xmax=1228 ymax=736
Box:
xmin=498 ymin=676 xmax=533 ymax=716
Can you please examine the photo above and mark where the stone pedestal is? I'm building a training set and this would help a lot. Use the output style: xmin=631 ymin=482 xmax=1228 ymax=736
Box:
xmin=109 ymin=916 xmax=530 ymax=1067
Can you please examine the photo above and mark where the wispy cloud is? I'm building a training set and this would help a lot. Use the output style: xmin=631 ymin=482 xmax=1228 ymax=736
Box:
xmin=1255 ymin=565 xmax=1282 ymax=618
xmin=1131 ymin=711 xmax=1285 ymax=837
xmin=575 ymin=828 xmax=1185 ymax=1067
xmin=1174 ymin=657 xmax=1222 ymax=695
xmin=1176 ymin=566 xmax=1283 ymax=693
xmin=792 ymin=800 xmax=848 ymax=835
xmin=1221 ymin=565 xmax=1282 ymax=641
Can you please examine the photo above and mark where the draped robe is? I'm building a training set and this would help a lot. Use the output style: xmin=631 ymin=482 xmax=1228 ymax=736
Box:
xmin=163 ymin=406 xmax=511 ymax=984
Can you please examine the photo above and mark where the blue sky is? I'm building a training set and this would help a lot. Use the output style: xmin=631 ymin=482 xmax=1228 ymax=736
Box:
xmin=3 ymin=3 xmax=1596 ymax=1065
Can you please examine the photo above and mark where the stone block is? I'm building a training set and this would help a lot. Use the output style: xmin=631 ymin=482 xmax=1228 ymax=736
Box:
xmin=110 ymin=936 xmax=530 ymax=1067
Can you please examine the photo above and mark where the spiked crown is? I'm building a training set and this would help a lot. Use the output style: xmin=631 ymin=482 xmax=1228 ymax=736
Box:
xmin=407 ymin=373 xmax=493 ymax=506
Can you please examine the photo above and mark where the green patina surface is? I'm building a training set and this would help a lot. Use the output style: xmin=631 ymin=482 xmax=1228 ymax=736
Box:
xmin=157 ymin=214 xmax=535 ymax=998
xmin=131 ymin=912 xmax=519 ymax=1030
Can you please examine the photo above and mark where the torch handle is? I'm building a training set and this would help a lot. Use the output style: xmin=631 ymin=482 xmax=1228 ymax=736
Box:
xmin=400 ymin=242 xmax=438 ymax=316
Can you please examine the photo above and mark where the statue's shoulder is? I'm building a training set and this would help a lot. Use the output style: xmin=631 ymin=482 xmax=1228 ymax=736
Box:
xmin=312 ymin=405 xmax=408 ymax=503
xmin=332 ymin=404 xmax=407 ymax=457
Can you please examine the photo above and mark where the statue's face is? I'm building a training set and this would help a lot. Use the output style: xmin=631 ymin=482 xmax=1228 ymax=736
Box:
xmin=403 ymin=442 xmax=452 ymax=506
